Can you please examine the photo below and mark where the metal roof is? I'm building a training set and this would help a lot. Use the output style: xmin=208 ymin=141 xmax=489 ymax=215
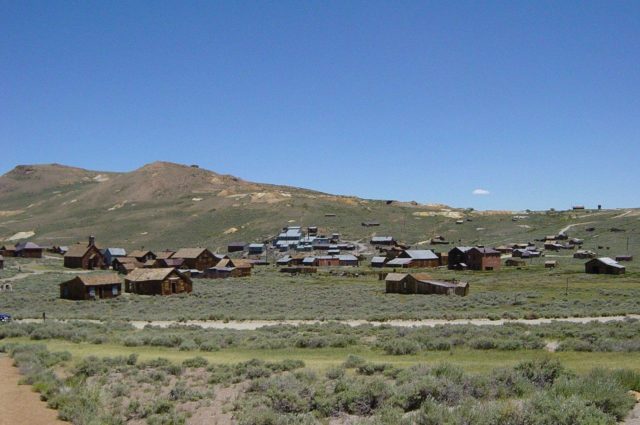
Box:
xmin=403 ymin=250 xmax=438 ymax=260
xmin=125 ymin=268 xmax=186 ymax=282
xmin=104 ymin=248 xmax=127 ymax=256
xmin=337 ymin=255 xmax=358 ymax=261
xmin=371 ymin=256 xmax=386 ymax=263
xmin=387 ymin=258 xmax=412 ymax=266
xmin=371 ymin=236 xmax=394 ymax=242
xmin=593 ymin=257 xmax=625 ymax=268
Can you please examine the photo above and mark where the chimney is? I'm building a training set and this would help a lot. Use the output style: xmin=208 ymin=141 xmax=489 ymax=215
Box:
xmin=88 ymin=235 xmax=95 ymax=247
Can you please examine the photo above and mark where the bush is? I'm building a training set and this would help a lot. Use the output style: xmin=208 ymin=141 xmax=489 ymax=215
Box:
xmin=182 ymin=356 xmax=209 ymax=368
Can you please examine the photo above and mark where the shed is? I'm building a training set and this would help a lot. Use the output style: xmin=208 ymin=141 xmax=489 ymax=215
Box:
xmin=60 ymin=274 xmax=122 ymax=300
xmin=370 ymin=236 xmax=395 ymax=246
xmin=574 ymin=250 xmax=596 ymax=259
xmin=248 ymin=243 xmax=265 ymax=254
xmin=544 ymin=260 xmax=558 ymax=268
xmin=585 ymin=258 xmax=625 ymax=275
xmin=227 ymin=242 xmax=247 ymax=253
xmin=615 ymin=255 xmax=633 ymax=262
xmin=125 ymin=268 xmax=193 ymax=295
xmin=371 ymin=256 xmax=387 ymax=268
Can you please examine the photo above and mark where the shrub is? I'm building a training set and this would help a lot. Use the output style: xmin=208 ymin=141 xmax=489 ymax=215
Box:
xmin=182 ymin=356 xmax=209 ymax=368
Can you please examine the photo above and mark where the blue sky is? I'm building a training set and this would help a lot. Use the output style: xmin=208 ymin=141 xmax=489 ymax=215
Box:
xmin=1 ymin=1 xmax=638 ymax=210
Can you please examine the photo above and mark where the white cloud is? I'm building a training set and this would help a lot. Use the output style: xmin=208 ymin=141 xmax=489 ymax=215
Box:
xmin=472 ymin=189 xmax=490 ymax=196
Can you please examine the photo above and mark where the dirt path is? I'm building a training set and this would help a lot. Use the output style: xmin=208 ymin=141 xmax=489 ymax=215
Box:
xmin=0 ymin=355 xmax=66 ymax=425
xmin=559 ymin=221 xmax=595 ymax=235
xmin=17 ymin=314 xmax=640 ymax=330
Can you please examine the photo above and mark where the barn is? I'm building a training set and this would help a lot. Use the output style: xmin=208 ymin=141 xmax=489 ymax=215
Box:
xmin=172 ymin=248 xmax=217 ymax=271
xmin=125 ymin=268 xmax=193 ymax=295
xmin=14 ymin=242 xmax=43 ymax=258
xmin=60 ymin=274 xmax=122 ymax=300
xmin=64 ymin=242 xmax=106 ymax=270
xmin=585 ymin=258 xmax=625 ymax=275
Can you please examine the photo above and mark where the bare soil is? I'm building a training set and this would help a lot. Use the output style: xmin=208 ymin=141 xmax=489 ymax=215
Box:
xmin=0 ymin=355 xmax=66 ymax=425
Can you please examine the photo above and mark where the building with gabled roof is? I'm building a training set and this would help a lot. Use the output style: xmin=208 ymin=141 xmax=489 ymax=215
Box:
xmin=585 ymin=257 xmax=625 ymax=275
xmin=467 ymin=247 xmax=501 ymax=271
xmin=102 ymin=248 xmax=127 ymax=268
xmin=64 ymin=238 xmax=106 ymax=270
xmin=172 ymin=248 xmax=216 ymax=271
xmin=15 ymin=242 xmax=43 ymax=258
xmin=128 ymin=250 xmax=156 ymax=263
xmin=125 ymin=268 xmax=192 ymax=295
xmin=60 ymin=274 xmax=122 ymax=300
xmin=385 ymin=273 xmax=468 ymax=296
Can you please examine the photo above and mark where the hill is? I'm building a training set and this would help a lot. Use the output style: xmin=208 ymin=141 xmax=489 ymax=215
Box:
xmin=0 ymin=162 xmax=638 ymax=255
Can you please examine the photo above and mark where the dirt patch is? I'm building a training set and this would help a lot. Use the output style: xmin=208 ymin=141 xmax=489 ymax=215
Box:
xmin=5 ymin=231 xmax=35 ymax=241
xmin=187 ymin=381 xmax=249 ymax=425
xmin=544 ymin=341 xmax=559 ymax=352
xmin=0 ymin=355 xmax=67 ymax=425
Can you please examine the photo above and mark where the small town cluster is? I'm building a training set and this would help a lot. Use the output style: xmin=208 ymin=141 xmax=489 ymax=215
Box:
xmin=0 ymin=224 xmax=631 ymax=301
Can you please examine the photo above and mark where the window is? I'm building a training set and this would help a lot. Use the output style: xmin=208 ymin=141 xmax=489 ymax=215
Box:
xmin=88 ymin=287 xmax=96 ymax=298
xmin=112 ymin=286 xmax=119 ymax=295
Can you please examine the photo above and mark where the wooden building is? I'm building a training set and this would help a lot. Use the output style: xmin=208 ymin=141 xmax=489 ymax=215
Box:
xmin=585 ymin=258 xmax=625 ymax=275
xmin=385 ymin=273 xmax=468 ymax=296
xmin=15 ymin=242 xmax=43 ymax=258
xmin=128 ymin=250 xmax=157 ymax=263
xmin=467 ymin=247 xmax=501 ymax=271
xmin=317 ymin=256 xmax=340 ymax=267
xmin=615 ymin=255 xmax=633 ymax=262
xmin=227 ymin=242 xmax=247 ymax=253
xmin=544 ymin=260 xmax=558 ymax=268
xmin=505 ymin=258 xmax=526 ymax=267
xmin=207 ymin=258 xmax=253 ymax=278
xmin=64 ymin=242 xmax=106 ymax=270
xmin=60 ymin=274 xmax=122 ymax=300
xmin=448 ymin=247 xmax=473 ymax=269
xmin=112 ymin=257 xmax=143 ymax=274
xmin=154 ymin=257 xmax=185 ymax=269
xmin=370 ymin=236 xmax=395 ymax=246
xmin=125 ymin=268 xmax=193 ymax=295
xmin=574 ymin=250 xmax=597 ymax=259
xmin=154 ymin=250 xmax=176 ymax=260
xmin=172 ymin=248 xmax=216 ymax=271
xmin=337 ymin=255 xmax=359 ymax=266
xmin=102 ymin=248 xmax=127 ymax=268
xmin=0 ymin=255 xmax=3 ymax=270
xmin=371 ymin=256 xmax=387 ymax=268
xmin=395 ymin=250 xmax=439 ymax=268
xmin=0 ymin=246 xmax=16 ymax=257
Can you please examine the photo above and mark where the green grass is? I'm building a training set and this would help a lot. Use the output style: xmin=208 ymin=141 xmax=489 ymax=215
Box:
xmin=5 ymin=337 xmax=640 ymax=374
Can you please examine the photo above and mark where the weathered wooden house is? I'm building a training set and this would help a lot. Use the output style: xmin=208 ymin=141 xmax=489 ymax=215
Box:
xmin=112 ymin=257 xmax=143 ymax=274
xmin=0 ymin=246 xmax=16 ymax=257
xmin=585 ymin=258 xmax=625 ymax=275
xmin=154 ymin=257 xmax=185 ymax=269
xmin=60 ymin=274 xmax=122 ymax=300
xmin=125 ymin=268 xmax=193 ymax=295
xmin=172 ymin=248 xmax=216 ymax=271
xmin=467 ymin=247 xmax=501 ymax=271
xmin=14 ymin=242 xmax=43 ymax=258
xmin=385 ymin=273 xmax=468 ymax=296
xmin=448 ymin=247 xmax=473 ymax=269
xmin=128 ymin=250 xmax=157 ymax=263
xmin=154 ymin=250 xmax=176 ymax=260
xmin=209 ymin=258 xmax=253 ymax=278
xmin=371 ymin=256 xmax=387 ymax=268
xmin=544 ymin=260 xmax=558 ymax=268
xmin=64 ymin=241 xmax=106 ymax=270
xmin=337 ymin=255 xmax=359 ymax=266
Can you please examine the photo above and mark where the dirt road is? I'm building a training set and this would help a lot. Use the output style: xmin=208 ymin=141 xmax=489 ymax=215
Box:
xmin=0 ymin=355 xmax=66 ymax=425
xmin=17 ymin=314 xmax=640 ymax=330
